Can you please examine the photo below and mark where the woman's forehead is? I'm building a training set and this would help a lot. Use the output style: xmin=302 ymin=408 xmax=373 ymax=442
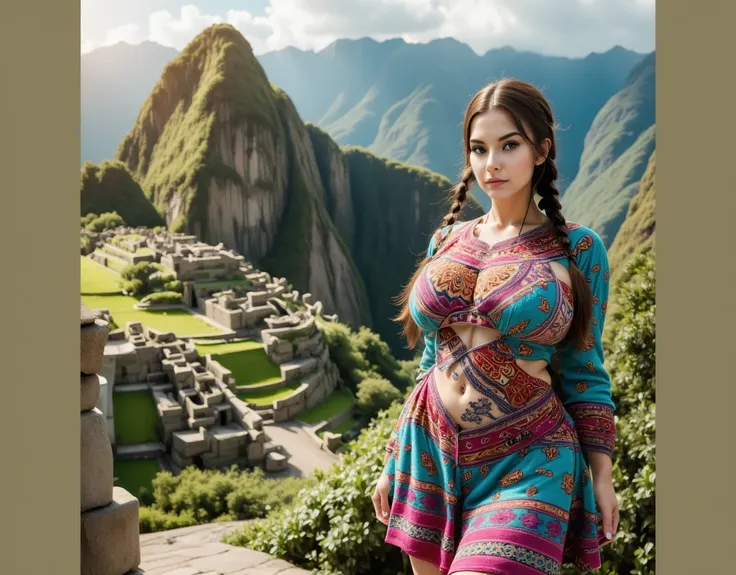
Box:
xmin=469 ymin=108 xmax=519 ymax=139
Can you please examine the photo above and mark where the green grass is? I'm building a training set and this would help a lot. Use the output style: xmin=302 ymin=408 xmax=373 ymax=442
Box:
xmin=81 ymin=256 xmax=122 ymax=295
xmin=195 ymin=340 xmax=282 ymax=386
xmin=81 ymin=294 xmax=224 ymax=336
xmin=113 ymin=391 xmax=160 ymax=445
xmin=114 ymin=459 xmax=162 ymax=498
xmin=297 ymin=388 xmax=354 ymax=425
xmin=332 ymin=417 xmax=358 ymax=434
xmin=136 ymin=247 xmax=154 ymax=256
xmin=236 ymin=383 xmax=301 ymax=406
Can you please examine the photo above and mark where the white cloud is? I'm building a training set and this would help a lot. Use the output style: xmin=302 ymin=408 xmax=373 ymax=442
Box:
xmin=104 ymin=23 xmax=145 ymax=46
xmin=81 ymin=0 xmax=655 ymax=58
xmin=149 ymin=5 xmax=223 ymax=49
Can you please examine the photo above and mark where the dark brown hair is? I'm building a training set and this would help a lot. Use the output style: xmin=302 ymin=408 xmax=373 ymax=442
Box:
xmin=393 ymin=78 xmax=593 ymax=351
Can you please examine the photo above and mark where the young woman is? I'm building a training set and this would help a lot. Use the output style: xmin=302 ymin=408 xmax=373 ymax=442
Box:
xmin=371 ymin=79 xmax=619 ymax=575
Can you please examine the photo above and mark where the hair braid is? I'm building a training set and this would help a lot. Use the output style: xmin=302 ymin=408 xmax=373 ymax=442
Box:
xmin=535 ymin=157 xmax=593 ymax=350
xmin=436 ymin=166 xmax=474 ymax=251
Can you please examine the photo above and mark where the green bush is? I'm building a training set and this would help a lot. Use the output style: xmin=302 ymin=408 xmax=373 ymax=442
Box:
xmin=139 ymin=506 xmax=198 ymax=534
xmin=225 ymin=402 xmax=408 ymax=575
xmin=317 ymin=318 xmax=417 ymax=395
xmin=164 ymin=280 xmax=184 ymax=293
xmin=122 ymin=279 xmax=145 ymax=296
xmin=121 ymin=261 xmax=156 ymax=283
xmin=356 ymin=377 xmax=403 ymax=419
xmin=81 ymin=213 xmax=97 ymax=228
xmin=142 ymin=291 xmax=183 ymax=305
xmin=146 ymin=466 xmax=307 ymax=529
xmin=85 ymin=211 xmax=126 ymax=232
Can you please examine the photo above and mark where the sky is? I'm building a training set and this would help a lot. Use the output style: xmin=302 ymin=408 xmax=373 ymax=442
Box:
xmin=80 ymin=0 xmax=655 ymax=58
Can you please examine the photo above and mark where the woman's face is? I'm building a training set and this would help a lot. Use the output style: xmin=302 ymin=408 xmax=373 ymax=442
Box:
xmin=467 ymin=107 xmax=548 ymax=202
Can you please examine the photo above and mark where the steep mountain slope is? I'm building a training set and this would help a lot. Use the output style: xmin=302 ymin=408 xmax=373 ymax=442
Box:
xmin=608 ymin=151 xmax=656 ymax=275
xmin=80 ymin=160 xmax=165 ymax=228
xmin=258 ymin=39 xmax=646 ymax=208
xmin=115 ymin=25 xmax=371 ymax=329
xmin=562 ymin=52 xmax=656 ymax=246
xmin=81 ymin=41 xmax=179 ymax=165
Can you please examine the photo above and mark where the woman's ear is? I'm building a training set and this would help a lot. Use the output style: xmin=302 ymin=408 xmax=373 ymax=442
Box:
xmin=536 ymin=138 xmax=552 ymax=165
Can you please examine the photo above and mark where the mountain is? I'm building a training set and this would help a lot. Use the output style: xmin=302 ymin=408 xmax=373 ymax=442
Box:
xmin=80 ymin=160 xmax=165 ymax=228
xmin=256 ymin=39 xmax=647 ymax=208
xmin=607 ymin=151 xmax=655 ymax=274
xmin=81 ymin=39 xmax=646 ymax=211
xmin=112 ymin=25 xmax=484 ymax=358
xmin=81 ymin=41 xmax=179 ymax=165
xmin=562 ymin=52 xmax=656 ymax=246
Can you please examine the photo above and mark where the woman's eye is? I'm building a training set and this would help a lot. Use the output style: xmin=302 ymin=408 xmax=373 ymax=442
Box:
xmin=503 ymin=141 xmax=519 ymax=150
xmin=471 ymin=146 xmax=486 ymax=154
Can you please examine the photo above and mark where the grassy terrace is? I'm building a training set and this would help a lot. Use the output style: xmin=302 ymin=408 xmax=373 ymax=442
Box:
xmin=195 ymin=339 xmax=282 ymax=386
xmin=113 ymin=391 xmax=159 ymax=445
xmin=297 ymin=388 xmax=354 ymax=425
xmin=81 ymin=256 xmax=122 ymax=294
xmin=236 ymin=383 xmax=301 ymax=406
xmin=114 ymin=459 xmax=161 ymax=499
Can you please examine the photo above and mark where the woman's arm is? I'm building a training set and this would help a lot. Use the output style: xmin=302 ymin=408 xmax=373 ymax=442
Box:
xmin=553 ymin=227 xmax=617 ymax=476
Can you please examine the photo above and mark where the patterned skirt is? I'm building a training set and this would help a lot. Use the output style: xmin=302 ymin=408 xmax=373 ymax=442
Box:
xmin=383 ymin=367 xmax=608 ymax=575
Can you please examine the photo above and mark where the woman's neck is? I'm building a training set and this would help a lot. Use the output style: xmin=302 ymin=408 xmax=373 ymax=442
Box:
xmin=486 ymin=192 xmax=546 ymax=229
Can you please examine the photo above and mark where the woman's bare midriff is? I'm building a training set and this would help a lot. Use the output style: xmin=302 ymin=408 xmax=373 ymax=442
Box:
xmin=433 ymin=323 xmax=553 ymax=430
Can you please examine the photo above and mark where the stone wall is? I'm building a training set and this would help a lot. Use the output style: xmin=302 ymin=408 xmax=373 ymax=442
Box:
xmin=81 ymin=303 xmax=140 ymax=575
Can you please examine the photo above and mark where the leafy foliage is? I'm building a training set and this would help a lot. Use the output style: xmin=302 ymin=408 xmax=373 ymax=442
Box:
xmin=139 ymin=465 xmax=307 ymax=533
xmin=356 ymin=377 xmax=404 ymax=419
xmin=80 ymin=161 xmax=164 ymax=227
xmin=84 ymin=211 xmax=126 ymax=232
xmin=562 ymin=250 xmax=656 ymax=575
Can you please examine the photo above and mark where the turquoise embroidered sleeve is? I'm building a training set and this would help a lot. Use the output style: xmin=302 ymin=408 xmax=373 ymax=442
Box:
xmin=555 ymin=227 xmax=617 ymax=458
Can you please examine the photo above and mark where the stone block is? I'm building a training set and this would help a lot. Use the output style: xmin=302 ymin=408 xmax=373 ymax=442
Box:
xmin=172 ymin=429 xmax=207 ymax=457
xmin=170 ymin=449 xmax=194 ymax=469
xmin=80 ymin=373 xmax=101 ymax=412
xmin=247 ymin=442 xmax=264 ymax=461
xmin=80 ymin=408 xmax=113 ymax=513
xmin=265 ymin=451 xmax=288 ymax=472
xmin=81 ymin=319 xmax=109 ymax=375
xmin=80 ymin=487 xmax=140 ymax=575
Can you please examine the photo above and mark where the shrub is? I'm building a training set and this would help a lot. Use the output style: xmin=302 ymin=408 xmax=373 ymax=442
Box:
xmin=122 ymin=279 xmax=145 ymax=296
xmin=85 ymin=211 xmax=126 ymax=232
xmin=356 ymin=377 xmax=403 ymax=419
xmin=81 ymin=213 xmax=97 ymax=228
xmin=164 ymin=280 xmax=184 ymax=293
xmin=142 ymin=466 xmax=307 ymax=532
xmin=561 ymin=250 xmax=656 ymax=575
xmin=142 ymin=291 xmax=183 ymax=305
xmin=138 ymin=506 xmax=198 ymax=534
xmin=121 ymin=261 xmax=156 ymax=283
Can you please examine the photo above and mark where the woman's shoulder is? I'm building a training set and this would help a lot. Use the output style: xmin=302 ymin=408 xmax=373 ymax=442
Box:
xmin=564 ymin=221 xmax=606 ymax=255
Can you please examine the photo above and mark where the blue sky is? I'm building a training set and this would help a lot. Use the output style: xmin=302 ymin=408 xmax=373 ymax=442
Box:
xmin=81 ymin=0 xmax=655 ymax=58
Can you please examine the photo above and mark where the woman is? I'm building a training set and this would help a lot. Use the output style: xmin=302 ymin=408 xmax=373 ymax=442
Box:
xmin=371 ymin=79 xmax=619 ymax=575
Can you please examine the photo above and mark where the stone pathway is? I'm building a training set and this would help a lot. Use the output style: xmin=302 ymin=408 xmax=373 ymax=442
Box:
xmin=262 ymin=419 xmax=337 ymax=478
xmin=131 ymin=521 xmax=310 ymax=575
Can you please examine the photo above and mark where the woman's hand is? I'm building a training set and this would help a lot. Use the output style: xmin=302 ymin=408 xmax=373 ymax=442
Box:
xmin=589 ymin=451 xmax=619 ymax=543
xmin=371 ymin=472 xmax=391 ymax=525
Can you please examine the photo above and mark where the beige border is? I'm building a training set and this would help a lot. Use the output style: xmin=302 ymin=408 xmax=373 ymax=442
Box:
xmin=3 ymin=2 xmax=80 ymax=573
xmin=658 ymin=1 xmax=736 ymax=573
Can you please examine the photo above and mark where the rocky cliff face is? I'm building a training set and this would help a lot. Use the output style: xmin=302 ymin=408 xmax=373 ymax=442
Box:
xmin=116 ymin=24 xmax=371 ymax=329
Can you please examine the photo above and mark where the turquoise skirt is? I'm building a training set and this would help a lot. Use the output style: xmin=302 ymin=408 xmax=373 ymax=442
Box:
xmin=383 ymin=367 xmax=609 ymax=575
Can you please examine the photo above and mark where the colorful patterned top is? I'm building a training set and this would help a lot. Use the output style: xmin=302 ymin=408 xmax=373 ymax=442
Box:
xmin=408 ymin=216 xmax=616 ymax=458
